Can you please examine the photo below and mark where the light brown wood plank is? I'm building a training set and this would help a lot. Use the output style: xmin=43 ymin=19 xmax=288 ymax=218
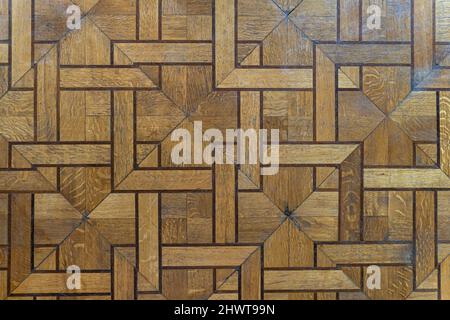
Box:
xmin=14 ymin=144 xmax=110 ymax=165
xmin=11 ymin=0 xmax=32 ymax=84
xmin=264 ymin=270 xmax=359 ymax=291
xmin=117 ymin=170 xmax=212 ymax=191
xmin=162 ymin=246 xmax=258 ymax=267
xmin=60 ymin=68 xmax=157 ymax=88
xmin=215 ymin=164 xmax=236 ymax=243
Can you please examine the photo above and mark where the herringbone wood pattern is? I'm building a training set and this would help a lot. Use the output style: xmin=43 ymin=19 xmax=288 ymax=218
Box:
xmin=0 ymin=0 xmax=450 ymax=300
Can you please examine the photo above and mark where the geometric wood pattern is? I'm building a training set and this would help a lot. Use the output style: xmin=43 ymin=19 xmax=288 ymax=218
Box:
xmin=0 ymin=0 xmax=450 ymax=300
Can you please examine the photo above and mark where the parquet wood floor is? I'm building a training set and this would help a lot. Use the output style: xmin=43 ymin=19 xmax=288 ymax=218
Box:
xmin=0 ymin=0 xmax=449 ymax=300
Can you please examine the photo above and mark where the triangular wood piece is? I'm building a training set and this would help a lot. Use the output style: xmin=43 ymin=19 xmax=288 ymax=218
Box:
xmin=137 ymin=144 xmax=158 ymax=167
xmin=10 ymin=147 xmax=32 ymax=169
xmin=316 ymin=167 xmax=339 ymax=190
xmin=435 ymin=44 xmax=450 ymax=67
xmin=34 ymin=194 xmax=84 ymax=246
xmin=113 ymin=246 xmax=158 ymax=292
xmin=238 ymin=170 xmax=260 ymax=190
xmin=289 ymin=0 xmax=337 ymax=42
xmin=238 ymin=193 xmax=285 ymax=243
xmin=137 ymin=91 xmax=186 ymax=144
xmin=34 ymin=43 xmax=55 ymax=64
xmin=316 ymin=247 xmax=336 ymax=268
xmin=12 ymin=67 xmax=34 ymax=89
xmin=208 ymin=292 xmax=239 ymax=300
xmin=88 ymin=194 xmax=136 ymax=245
xmin=140 ymin=65 xmax=161 ymax=87
xmin=57 ymin=221 xmax=111 ymax=270
xmin=238 ymin=0 xmax=285 ymax=41
xmin=34 ymin=0 xmax=74 ymax=42
xmin=0 ymin=66 xmax=7 ymax=98
xmin=161 ymin=65 xmax=213 ymax=114
xmin=89 ymin=0 xmax=137 ymax=40
xmin=72 ymin=0 xmax=102 ymax=13
xmin=216 ymin=269 xmax=239 ymax=292
xmin=363 ymin=267 xmax=413 ymax=300
xmin=263 ymin=167 xmax=314 ymax=212
xmin=0 ymin=135 xmax=8 ymax=168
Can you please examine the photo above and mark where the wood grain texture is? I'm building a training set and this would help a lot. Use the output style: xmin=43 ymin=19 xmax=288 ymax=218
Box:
xmin=413 ymin=0 xmax=433 ymax=85
xmin=0 ymin=0 xmax=447 ymax=301
xmin=11 ymin=0 xmax=32 ymax=85
xmin=340 ymin=0 xmax=360 ymax=41
xmin=340 ymin=147 xmax=362 ymax=241
xmin=215 ymin=164 xmax=236 ymax=243
xmin=265 ymin=270 xmax=359 ymax=291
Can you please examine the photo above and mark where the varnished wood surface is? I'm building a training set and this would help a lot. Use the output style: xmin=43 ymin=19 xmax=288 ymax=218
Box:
xmin=0 ymin=0 xmax=449 ymax=300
